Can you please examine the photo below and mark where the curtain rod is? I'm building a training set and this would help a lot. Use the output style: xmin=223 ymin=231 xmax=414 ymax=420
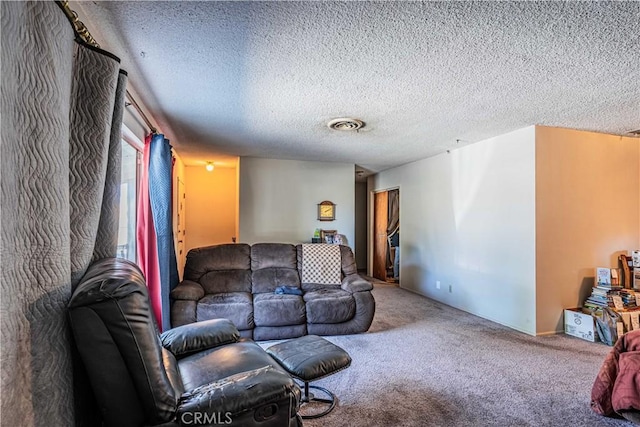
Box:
xmin=58 ymin=0 xmax=99 ymax=48
xmin=125 ymin=90 xmax=157 ymax=134
xmin=57 ymin=1 xmax=158 ymax=135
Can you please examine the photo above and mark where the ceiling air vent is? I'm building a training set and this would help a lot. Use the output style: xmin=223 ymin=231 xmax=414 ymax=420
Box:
xmin=628 ymin=129 xmax=640 ymax=136
xmin=327 ymin=118 xmax=364 ymax=131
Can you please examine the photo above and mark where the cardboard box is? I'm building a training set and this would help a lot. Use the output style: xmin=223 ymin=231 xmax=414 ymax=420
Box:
xmin=564 ymin=308 xmax=598 ymax=342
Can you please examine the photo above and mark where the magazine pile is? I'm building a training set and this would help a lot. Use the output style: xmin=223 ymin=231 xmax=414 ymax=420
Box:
xmin=582 ymin=260 xmax=640 ymax=345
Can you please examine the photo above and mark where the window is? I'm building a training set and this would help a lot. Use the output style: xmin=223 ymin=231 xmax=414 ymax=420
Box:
xmin=117 ymin=125 xmax=143 ymax=262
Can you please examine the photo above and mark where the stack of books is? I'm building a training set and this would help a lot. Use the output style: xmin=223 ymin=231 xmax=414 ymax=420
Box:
xmin=584 ymin=267 xmax=639 ymax=312
xmin=584 ymin=288 xmax=619 ymax=309
xmin=580 ymin=265 xmax=640 ymax=339
xmin=620 ymin=289 xmax=638 ymax=310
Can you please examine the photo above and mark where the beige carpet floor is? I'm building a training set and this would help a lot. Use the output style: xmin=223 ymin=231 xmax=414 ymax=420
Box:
xmin=263 ymin=282 xmax=633 ymax=427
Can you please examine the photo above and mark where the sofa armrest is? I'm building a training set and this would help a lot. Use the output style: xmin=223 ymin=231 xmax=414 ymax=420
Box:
xmin=161 ymin=319 xmax=239 ymax=358
xmin=177 ymin=366 xmax=300 ymax=422
xmin=341 ymin=274 xmax=373 ymax=293
xmin=170 ymin=280 xmax=205 ymax=301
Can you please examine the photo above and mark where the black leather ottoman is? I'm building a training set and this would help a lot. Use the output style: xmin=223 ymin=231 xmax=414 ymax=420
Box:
xmin=266 ymin=335 xmax=351 ymax=419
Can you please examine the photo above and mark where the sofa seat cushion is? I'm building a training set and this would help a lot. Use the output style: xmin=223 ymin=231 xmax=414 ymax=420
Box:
xmin=253 ymin=293 xmax=306 ymax=327
xmin=303 ymin=289 xmax=355 ymax=324
xmin=196 ymin=292 xmax=254 ymax=330
xmin=177 ymin=341 xmax=286 ymax=391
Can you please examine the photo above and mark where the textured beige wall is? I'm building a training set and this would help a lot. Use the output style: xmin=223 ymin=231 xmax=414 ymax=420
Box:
xmin=184 ymin=166 xmax=238 ymax=254
xmin=535 ymin=126 xmax=639 ymax=334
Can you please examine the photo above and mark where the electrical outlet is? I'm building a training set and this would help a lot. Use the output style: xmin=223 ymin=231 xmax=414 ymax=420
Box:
xmin=449 ymin=284 xmax=453 ymax=293
xmin=436 ymin=281 xmax=441 ymax=289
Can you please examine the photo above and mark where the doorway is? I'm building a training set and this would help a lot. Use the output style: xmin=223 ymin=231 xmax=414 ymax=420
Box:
xmin=373 ymin=188 xmax=399 ymax=283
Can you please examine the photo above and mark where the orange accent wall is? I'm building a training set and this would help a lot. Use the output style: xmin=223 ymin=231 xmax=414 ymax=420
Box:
xmin=535 ymin=126 xmax=640 ymax=334
xmin=184 ymin=166 xmax=238 ymax=255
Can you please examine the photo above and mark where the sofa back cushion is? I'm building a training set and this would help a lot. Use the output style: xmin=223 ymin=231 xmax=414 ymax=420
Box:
xmin=251 ymin=243 xmax=300 ymax=293
xmin=199 ymin=271 xmax=252 ymax=294
xmin=251 ymin=243 xmax=297 ymax=269
xmin=339 ymin=245 xmax=358 ymax=276
xmin=184 ymin=244 xmax=252 ymax=293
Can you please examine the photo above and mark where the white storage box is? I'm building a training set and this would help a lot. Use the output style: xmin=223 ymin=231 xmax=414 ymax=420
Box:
xmin=564 ymin=308 xmax=598 ymax=342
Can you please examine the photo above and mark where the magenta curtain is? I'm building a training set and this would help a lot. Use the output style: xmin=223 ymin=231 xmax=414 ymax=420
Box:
xmin=136 ymin=133 xmax=162 ymax=327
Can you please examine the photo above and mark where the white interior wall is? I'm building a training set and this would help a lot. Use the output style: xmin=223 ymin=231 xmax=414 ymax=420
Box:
xmin=239 ymin=158 xmax=355 ymax=246
xmin=371 ymin=126 xmax=537 ymax=335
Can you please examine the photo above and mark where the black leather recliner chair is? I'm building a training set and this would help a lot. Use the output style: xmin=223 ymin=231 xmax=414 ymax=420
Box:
xmin=68 ymin=258 xmax=302 ymax=427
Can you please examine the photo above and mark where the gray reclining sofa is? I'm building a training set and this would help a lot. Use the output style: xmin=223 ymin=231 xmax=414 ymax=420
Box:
xmin=170 ymin=243 xmax=375 ymax=340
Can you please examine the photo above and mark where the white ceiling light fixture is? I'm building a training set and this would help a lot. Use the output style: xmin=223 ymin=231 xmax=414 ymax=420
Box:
xmin=327 ymin=118 xmax=365 ymax=131
xmin=205 ymin=162 xmax=215 ymax=172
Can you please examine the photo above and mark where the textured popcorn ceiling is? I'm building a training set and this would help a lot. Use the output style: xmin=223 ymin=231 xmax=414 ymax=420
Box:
xmin=77 ymin=1 xmax=640 ymax=173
